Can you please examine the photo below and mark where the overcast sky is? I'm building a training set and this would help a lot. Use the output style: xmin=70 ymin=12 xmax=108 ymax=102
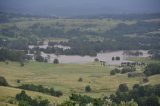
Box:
xmin=0 ymin=0 xmax=160 ymax=16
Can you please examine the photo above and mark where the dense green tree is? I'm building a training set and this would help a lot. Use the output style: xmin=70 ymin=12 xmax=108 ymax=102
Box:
xmin=53 ymin=58 xmax=59 ymax=64
xmin=85 ymin=85 xmax=92 ymax=92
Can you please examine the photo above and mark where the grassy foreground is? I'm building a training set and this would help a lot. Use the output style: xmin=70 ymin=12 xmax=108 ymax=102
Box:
xmin=0 ymin=61 xmax=160 ymax=105
xmin=0 ymin=86 xmax=63 ymax=106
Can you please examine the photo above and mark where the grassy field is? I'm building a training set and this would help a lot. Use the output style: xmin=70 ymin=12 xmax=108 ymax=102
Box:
xmin=0 ymin=86 xmax=64 ymax=106
xmin=0 ymin=61 xmax=160 ymax=105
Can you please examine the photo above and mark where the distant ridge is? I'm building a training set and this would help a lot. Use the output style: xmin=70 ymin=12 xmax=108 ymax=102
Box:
xmin=0 ymin=0 xmax=160 ymax=17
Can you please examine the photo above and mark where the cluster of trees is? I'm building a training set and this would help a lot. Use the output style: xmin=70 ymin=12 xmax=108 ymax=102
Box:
xmin=0 ymin=48 xmax=25 ymax=62
xmin=15 ymin=84 xmax=160 ymax=106
xmin=18 ymin=84 xmax=63 ymax=97
xmin=109 ymin=84 xmax=160 ymax=106
xmin=15 ymin=83 xmax=160 ymax=106
xmin=148 ymin=49 xmax=160 ymax=60
xmin=110 ymin=68 xmax=121 ymax=75
xmin=112 ymin=56 xmax=120 ymax=61
xmin=123 ymin=51 xmax=143 ymax=56
xmin=144 ymin=63 xmax=160 ymax=76
xmin=60 ymin=93 xmax=138 ymax=106
xmin=41 ymin=41 xmax=97 ymax=56
xmin=16 ymin=90 xmax=49 ymax=106
xmin=1 ymin=19 xmax=160 ymax=57
xmin=1 ymin=12 xmax=160 ymax=56
xmin=110 ymin=67 xmax=136 ymax=75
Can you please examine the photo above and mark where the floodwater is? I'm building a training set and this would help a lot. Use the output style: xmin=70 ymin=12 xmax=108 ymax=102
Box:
xmin=41 ymin=50 xmax=149 ymax=65
xmin=29 ymin=44 xmax=70 ymax=50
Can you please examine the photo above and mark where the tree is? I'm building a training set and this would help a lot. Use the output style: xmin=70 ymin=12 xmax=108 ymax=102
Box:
xmin=35 ymin=55 xmax=44 ymax=62
xmin=16 ymin=90 xmax=50 ymax=106
xmin=115 ymin=56 xmax=120 ymax=60
xmin=78 ymin=77 xmax=83 ymax=82
xmin=119 ymin=99 xmax=138 ymax=106
xmin=118 ymin=84 xmax=129 ymax=92
xmin=145 ymin=96 xmax=159 ymax=106
xmin=85 ymin=85 xmax=92 ymax=92
xmin=0 ymin=76 xmax=8 ymax=86
xmin=17 ymin=79 xmax=21 ymax=83
xmin=53 ymin=58 xmax=59 ymax=64
xmin=94 ymin=58 xmax=99 ymax=62
xmin=110 ymin=70 xmax=116 ymax=75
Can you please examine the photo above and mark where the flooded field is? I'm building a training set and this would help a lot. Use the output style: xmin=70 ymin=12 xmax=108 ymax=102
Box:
xmin=41 ymin=50 xmax=149 ymax=65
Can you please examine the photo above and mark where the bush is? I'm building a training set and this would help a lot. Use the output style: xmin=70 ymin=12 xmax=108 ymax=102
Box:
xmin=142 ymin=77 xmax=149 ymax=83
xmin=145 ymin=96 xmax=159 ymax=106
xmin=133 ymin=84 xmax=140 ymax=90
xmin=17 ymin=79 xmax=21 ymax=83
xmin=78 ymin=77 xmax=83 ymax=82
xmin=94 ymin=58 xmax=99 ymax=62
xmin=115 ymin=56 xmax=120 ymax=60
xmin=8 ymin=98 xmax=17 ymax=104
xmin=0 ymin=76 xmax=8 ymax=86
xmin=110 ymin=68 xmax=120 ymax=75
xmin=85 ymin=85 xmax=92 ymax=92
xmin=18 ymin=84 xmax=63 ymax=97
xmin=110 ymin=70 xmax=116 ymax=75
xmin=20 ymin=62 xmax=24 ymax=67
xmin=35 ymin=55 xmax=44 ymax=62
xmin=110 ymin=84 xmax=160 ymax=106
xmin=144 ymin=63 xmax=160 ymax=76
xmin=118 ymin=84 xmax=129 ymax=92
xmin=121 ymin=66 xmax=136 ymax=74
xmin=16 ymin=90 xmax=49 ymax=106
xmin=128 ymin=72 xmax=144 ymax=78
xmin=53 ymin=58 xmax=59 ymax=64
xmin=53 ymin=91 xmax=63 ymax=97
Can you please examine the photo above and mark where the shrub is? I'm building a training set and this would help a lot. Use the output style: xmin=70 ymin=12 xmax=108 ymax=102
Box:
xmin=53 ymin=58 xmax=59 ymax=64
xmin=114 ymin=68 xmax=120 ymax=73
xmin=110 ymin=70 xmax=116 ymax=75
xmin=94 ymin=58 xmax=99 ymax=62
xmin=115 ymin=56 xmax=120 ymax=60
xmin=144 ymin=63 xmax=160 ymax=76
xmin=16 ymin=90 xmax=49 ymax=106
xmin=0 ymin=76 xmax=8 ymax=86
xmin=85 ymin=85 xmax=92 ymax=92
xmin=118 ymin=84 xmax=129 ymax=92
xmin=128 ymin=72 xmax=144 ymax=78
xmin=142 ymin=77 xmax=149 ymax=83
xmin=19 ymin=84 xmax=63 ymax=97
xmin=78 ymin=77 xmax=83 ymax=82
xmin=133 ymin=84 xmax=140 ymax=90
xmin=145 ymin=96 xmax=159 ymax=106
xmin=17 ymin=79 xmax=21 ymax=83
xmin=35 ymin=55 xmax=44 ymax=62
xmin=53 ymin=91 xmax=63 ymax=97
xmin=20 ymin=62 xmax=24 ymax=67
xmin=110 ymin=68 xmax=120 ymax=75
xmin=8 ymin=98 xmax=17 ymax=104
xmin=121 ymin=66 xmax=136 ymax=74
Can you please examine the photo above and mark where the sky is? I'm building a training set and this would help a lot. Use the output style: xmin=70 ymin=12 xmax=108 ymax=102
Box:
xmin=0 ymin=0 xmax=160 ymax=16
